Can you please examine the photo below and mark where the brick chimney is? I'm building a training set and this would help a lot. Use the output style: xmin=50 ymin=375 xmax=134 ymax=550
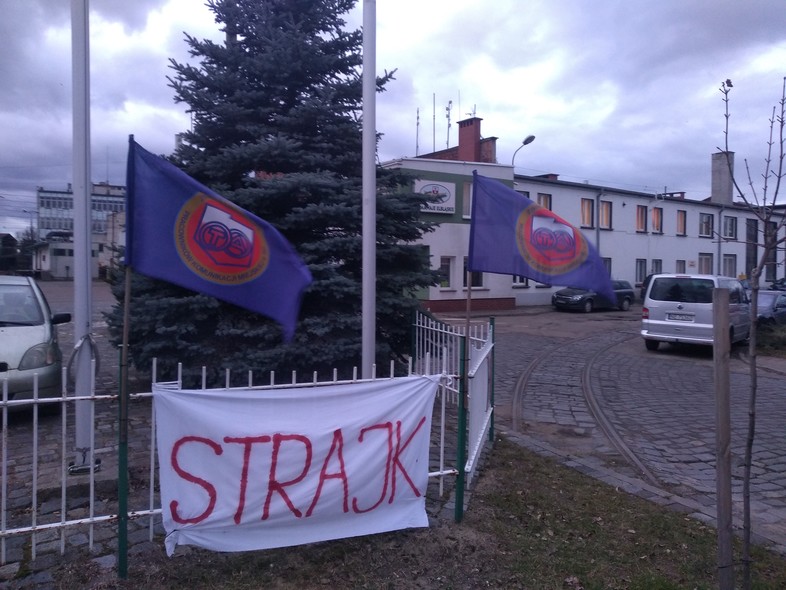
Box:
xmin=711 ymin=151 xmax=734 ymax=205
xmin=457 ymin=117 xmax=482 ymax=162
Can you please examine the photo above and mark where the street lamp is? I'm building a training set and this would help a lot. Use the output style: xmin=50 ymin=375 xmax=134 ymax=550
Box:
xmin=22 ymin=209 xmax=35 ymax=240
xmin=511 ymin=135 xmax=536 ymax=167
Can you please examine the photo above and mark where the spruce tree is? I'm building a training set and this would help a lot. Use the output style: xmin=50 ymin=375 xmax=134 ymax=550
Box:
xmin=107 ymin=0 xmax=439 ymax=385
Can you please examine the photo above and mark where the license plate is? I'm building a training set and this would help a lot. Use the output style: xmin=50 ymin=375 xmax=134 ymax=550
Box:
xmin=668 ymin=313 xmax=693 ymax=322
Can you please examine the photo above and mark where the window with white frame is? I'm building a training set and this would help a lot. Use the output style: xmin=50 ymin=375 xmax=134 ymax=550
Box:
xmin=580 ymin=198 xmax=594 ymax=228
xmin=463 ymin=257 xmax=483 ymax=288
xmin=462 ymin=182 xmax=473 ymax=217
xmin=438 ymin=256 xmax=452 ymax=288
xmin=512 ymin=275 xmax=529 ymax=288
xmin=722 ymin=215 xmax=737 ymax=240
xmin=636 ymin=205 xmax=647 ymax=232
xmin=652 ymin=207 xmax=663 ymax=234
xmin=635 ymin=258 xmax=647 ymax=283
xmin=599 ymin=200 xmax=612 ymax=229
xmin=676 ymin=210 xmax=687 ymax=236
xmin=722 ymin=254 xmax=736 ymax=278
xmin=699 ymin=213 xmax=714 ymax=237
xmin=537 ymin=193 xmax=552 ymax=210
xmin=651 ymin=259 xmax=662 ymax=274
xmin=602 ymin=257 xmax=612 ymax=276
xmin=675 ymin=259 xmax=686 ymax=273
xmin=698 ymin=252 xmax=714 ymax=274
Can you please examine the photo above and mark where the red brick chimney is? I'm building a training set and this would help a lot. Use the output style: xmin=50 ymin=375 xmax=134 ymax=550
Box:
xmin=458 ymin=117 xmax=482 ymax=162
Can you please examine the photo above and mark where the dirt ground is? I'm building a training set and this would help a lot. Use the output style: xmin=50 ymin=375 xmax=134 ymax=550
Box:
xmin=28 ymin=446 xmax=515 ymax=590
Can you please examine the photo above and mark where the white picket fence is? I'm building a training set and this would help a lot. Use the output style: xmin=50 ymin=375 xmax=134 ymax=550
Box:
xmin=413 ymin=311 xmax=495 ymax=487
xmin=0 ymin=322 xmax=495 ymax=573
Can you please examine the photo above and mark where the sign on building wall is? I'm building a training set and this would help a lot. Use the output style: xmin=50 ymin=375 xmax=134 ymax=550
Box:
xmin=415 ymin=180 xmax=456 ymax=214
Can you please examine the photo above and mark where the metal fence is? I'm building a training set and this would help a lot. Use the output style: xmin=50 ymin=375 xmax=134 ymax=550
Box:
xmin=412 ymin=310 xmax=495 ymax=504
xmin=1 ymin=333 xmax=493 ymax=574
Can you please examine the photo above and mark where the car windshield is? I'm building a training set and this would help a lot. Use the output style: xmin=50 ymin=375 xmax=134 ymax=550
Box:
xmin=0 ymin=284 xmax=44 ymax=325
xmin=649 ymin=277 xmax=714 ymax=303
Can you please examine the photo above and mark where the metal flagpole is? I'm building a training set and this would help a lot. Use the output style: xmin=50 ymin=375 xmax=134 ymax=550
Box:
xmin=117 ymin=266 xmax=132 ymax=579
xmin=361 ymin=0 xmax=377 ymax=378
xmin=70 ymin=0 xmax=96 ymax=474
xmin=456 ymin=268 xmax=473 ymax=522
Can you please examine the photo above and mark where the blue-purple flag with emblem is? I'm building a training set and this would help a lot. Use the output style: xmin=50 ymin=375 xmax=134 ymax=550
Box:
xmin=468 ymin=172 xmax=615 ymax=303
xmin=125 ymin=137 xmax=312 ymax=341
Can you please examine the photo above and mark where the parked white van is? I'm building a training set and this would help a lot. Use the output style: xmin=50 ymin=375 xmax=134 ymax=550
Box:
xmin=641 ymin=274 xmax=750 ymax=351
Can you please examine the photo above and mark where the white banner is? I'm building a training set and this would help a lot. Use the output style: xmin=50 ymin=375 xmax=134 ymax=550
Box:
xmin=154 ymin=375 xmax=439 ymax=556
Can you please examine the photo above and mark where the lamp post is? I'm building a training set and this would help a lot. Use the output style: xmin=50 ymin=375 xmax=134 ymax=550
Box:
xmin=22 ymin=209 xmax=35 ymax=240
xmin=511 ymin=135 xmax=536 ymax=167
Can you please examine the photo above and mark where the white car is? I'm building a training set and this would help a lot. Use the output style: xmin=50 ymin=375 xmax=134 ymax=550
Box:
xmin=641 ymin=274 xmax=750 ymax=351
xmin=0 ymin=276 xmax=71 ymax=410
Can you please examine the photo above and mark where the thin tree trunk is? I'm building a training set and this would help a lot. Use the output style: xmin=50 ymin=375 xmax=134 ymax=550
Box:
xmin=742 ymin=278 xmax=760 ymax=590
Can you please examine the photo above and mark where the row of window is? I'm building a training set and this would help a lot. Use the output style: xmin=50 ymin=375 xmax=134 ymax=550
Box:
xmin=580 ymin=201 xmax=741 ymax=239
xmin=459 ymin=183 xmax=784 ymax=250
xmin=465 ymin=186 xmax=749 ymax=240
xmin=40 ymin=218 xmax=113 ymax=233
xmin=38 ymin=196 xmax=125 ymax=213
xmin=439 ymin=252 xmax=777 ymax=292
xmin=457 ymin=185 xmax=770 ymax=244
xmin=635 ymin=255 xmax=777 ymax=283
xmin=438 ymin=256 xmax=556 ymax=290
xmin=51 ymin=248 xmax=101 ymax=257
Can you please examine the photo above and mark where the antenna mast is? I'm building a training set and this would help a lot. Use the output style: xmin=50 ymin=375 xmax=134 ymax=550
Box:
xmin=432 ymin=94 xmax=436 ymax=152
xmin=445 ymin=100 xmax=453 ymax=148
xmin=415 ymin=108 xmax=420 ymax=156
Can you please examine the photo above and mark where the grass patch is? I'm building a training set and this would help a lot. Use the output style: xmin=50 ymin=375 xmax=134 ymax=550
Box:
xmin=757 ymin=323 xmax=786 ymax=358
xmin=48 ymin=437 xmax=786 ymax=589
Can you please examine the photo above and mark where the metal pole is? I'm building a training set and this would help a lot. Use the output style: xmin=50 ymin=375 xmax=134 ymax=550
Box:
xmin=117 ymin=267 xmax=131 ymax=579
xmin=70 ymin=0 xmax=95 ymax=471
xmin=488 ymin=316 xmax=495 ymax=442
xmin=455 ymin=335 xmax=466 ymax=523
xmin=713 ymin=288 xmax=735 ymax=589
xmin=361 ymin=0 xmax=377 ymax=378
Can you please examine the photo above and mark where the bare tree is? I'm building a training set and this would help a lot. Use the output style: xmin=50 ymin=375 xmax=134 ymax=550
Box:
xmin=719 ymin=77 xmax=785 ymax=589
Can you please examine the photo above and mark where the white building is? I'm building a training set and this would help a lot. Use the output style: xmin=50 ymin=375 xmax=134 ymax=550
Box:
xmin=32 ymin=183 xmax=126 ymax=280
xmin=383 ymin=118 xmax=784 ymax=312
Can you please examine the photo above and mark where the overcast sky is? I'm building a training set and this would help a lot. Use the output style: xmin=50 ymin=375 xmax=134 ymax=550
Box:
xmin=1 ymin=0 xmax=785 ymax=235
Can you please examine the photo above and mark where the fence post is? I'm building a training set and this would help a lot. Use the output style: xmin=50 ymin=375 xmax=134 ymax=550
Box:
xmin=117 ymin=265 xmax=132 ymax=579
xmin=117 ymin=344 xmax=128 ymax=579
xmin=454 ymin=336 xmax=467 ymax=523
xmin=489 ymin=317 xmax=495 ymax=443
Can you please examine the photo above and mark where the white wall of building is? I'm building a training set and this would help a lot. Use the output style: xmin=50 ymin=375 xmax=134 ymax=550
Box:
xmin=384 ymin=157 xmax=783 ymax=310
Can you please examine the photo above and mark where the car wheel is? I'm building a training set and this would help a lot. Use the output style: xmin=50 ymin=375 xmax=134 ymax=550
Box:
xmin=644 ymin=339 xmax=659 ymax=351
xmin=620 ymin=298 xmax=631 ymax=311
xmin=582 ymin=299 xmax=593 ymax=313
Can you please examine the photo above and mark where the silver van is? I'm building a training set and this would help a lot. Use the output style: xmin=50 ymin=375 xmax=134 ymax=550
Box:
xmin=641 ymin=274 xmax=750 ymax=351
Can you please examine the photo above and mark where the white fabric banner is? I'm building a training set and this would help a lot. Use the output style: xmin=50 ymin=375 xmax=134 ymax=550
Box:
xmin=153 ymin=375 xmax=439 ymax=556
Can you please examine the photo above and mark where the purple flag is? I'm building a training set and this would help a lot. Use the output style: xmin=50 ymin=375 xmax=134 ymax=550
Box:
xmin=468 ymin=172 xmax=615 ymax=303
xmin=125 ymin=138 xmax=312 ymax=341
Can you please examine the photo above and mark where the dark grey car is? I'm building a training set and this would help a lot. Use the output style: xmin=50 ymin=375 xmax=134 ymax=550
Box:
xmin=552 ymin=280 xmax=635 ymax=313
xmin=757 ymin=290 xmax=786 ymax=326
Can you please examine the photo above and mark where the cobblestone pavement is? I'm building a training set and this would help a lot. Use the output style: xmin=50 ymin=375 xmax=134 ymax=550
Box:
xmin=481 ymin=305 xmax=786 ymax=555
xmin=3 ymin=283 xmax=786 ymax=587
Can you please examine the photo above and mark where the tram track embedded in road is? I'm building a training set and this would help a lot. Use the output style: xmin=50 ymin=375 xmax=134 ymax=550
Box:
xmin=511 ymin=329 xmax=664 ymax=488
